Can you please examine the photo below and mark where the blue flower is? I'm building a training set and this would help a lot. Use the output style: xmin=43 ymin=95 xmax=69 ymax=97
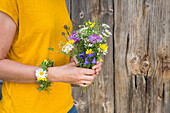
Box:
xmin=92 ymin=57 xmax=97 ymax=64
xmin=64 ymin=25 xmax=67 ymax=29
xmin=84 ymin=58 xmax=89 ymax=65
xmin=87 ymin=53 xmax=93 ymax=58
xmin=62 ymin=32 xmax=65 ymax=36
xmin=79 ymin=55 xmax=84 ymax=59
xmin=81 ymin=51 xmax=86 ymax=56
xmin=79 ymin=51 xmax=86 ymax=59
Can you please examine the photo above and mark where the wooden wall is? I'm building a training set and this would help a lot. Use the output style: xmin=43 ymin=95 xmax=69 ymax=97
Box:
xmin=66 ymin=0 xmax=170 ymax=113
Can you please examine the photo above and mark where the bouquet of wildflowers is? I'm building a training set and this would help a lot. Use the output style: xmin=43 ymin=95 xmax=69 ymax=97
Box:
xmin=49 ymin=20 xmax=111 ymax=93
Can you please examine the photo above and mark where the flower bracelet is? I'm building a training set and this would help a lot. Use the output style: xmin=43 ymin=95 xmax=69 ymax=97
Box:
xmin=35 ymin=58 xmax=53 ymax=92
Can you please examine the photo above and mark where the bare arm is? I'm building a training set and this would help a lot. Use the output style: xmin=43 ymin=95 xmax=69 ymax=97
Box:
xmin=0 ymin=12 xmax=102 ymax=87
xmin=0 ymin=11 xmax=41 ymax=83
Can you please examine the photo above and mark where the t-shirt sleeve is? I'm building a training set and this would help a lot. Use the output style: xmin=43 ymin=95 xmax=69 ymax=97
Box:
xmin=0 ymin=0 xmax=19 ymax=26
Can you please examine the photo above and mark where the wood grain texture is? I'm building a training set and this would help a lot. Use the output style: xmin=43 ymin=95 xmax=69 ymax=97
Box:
xmin=70 ymin=0 xmax=114 ymax=113
xmin=68 ymin=0 xmax=170 ymax=112
xmin=114 ymin=0 xmax=170 ymax=113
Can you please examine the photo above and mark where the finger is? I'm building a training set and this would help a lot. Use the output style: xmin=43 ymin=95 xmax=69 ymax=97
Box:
xmin=71 ymin=57 xmax=79 ymax=64
xmin=74 ymin=57 xmax=79 ymax=64
xmin=92 ymin=74 xmax=97 ymax=77
xmin=70 ymin=62 xmax=76 ymax=66
xmin=92 ymin=62 xmax=102 ymax=70
xmin=96 ymin=67 xmax=102 ymax=73
xmin=79 ymin=84 xmax=88 ymax=87
xmin=79 ymin=81 xmax=91 ymax=87
xmin=79 ymin=68 xmax=95 ymax=75
xmin=80 ymin=75 xmax=94 ymax=82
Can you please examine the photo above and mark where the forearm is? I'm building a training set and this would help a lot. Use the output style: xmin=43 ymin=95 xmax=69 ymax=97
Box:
xmin=0 ymin=59 xmax=39 ymax=83
xmin=0 ymin=58 xmax=99 ymax=86
xmin=0 ymin=59 xmax=63 ymax=83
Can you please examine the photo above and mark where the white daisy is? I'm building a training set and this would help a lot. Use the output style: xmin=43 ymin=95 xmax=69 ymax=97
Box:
xmin=35 ymin=68 xmax=48 ymax=79
xmin=62 ymin=44 xmax=74 ymax=54
xmin=88 ymin=44 xmax=93 ymax=47
xmin=105 ymin=29 xmax=112 ymax=36
xmin=103 ymin=51 xmax=108 ymax=55
xmin=102 ymin=32 xmax=109 ymax=37
xmin=99 ymin=35 xmax=103 ymax=39
xmin=97 ymin=48 xmax=101 ymax=53
xmin=79 ymin=27 xmax=88 ymax=33
xmin=102 ymin=23 xmax=110 ymax=29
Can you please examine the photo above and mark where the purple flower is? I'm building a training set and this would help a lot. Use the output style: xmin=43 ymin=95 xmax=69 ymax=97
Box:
xmin=89 ymin=34 xmax=102 ymax=44
xmin=69 ymin=31 xmax=80 ymax=43
xmin=81 ymin=51 xmax=86 ymax=55
xmin=92 ymin=57 xmax=97 ymax=64
xmin=84 ymin=58 xmax=89 ymax=65
xmin=79 ymin=55 xmax=84 ymax=59
xmin=79 ymin=51 xmax=86 ymax=59
xmin=87 ymin=53 xmax=93 ymax=58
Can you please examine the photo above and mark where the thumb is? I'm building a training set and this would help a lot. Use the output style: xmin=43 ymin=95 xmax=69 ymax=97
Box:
xmin=71 ymin=56 xmax=79 ymax=64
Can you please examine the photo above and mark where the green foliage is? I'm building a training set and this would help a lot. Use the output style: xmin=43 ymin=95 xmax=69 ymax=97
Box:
xmin=37 ymin=58 xmax=53 ymax=93
xmin=49 ymin=20 xmax=111 ymax=93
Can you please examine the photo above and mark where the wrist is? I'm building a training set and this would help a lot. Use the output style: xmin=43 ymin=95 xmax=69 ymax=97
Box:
xmin=35 ymin=58 xmax=53 ymax=92
xmin=47 ymin=66 xmax=67 ymax=83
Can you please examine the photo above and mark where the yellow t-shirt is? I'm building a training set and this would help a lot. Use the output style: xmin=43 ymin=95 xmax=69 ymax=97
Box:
xmin=0 ymin=0 xmax=74 ymax=113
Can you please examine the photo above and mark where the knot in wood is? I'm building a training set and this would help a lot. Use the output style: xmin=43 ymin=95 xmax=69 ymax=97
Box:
xmin=131 ymin=57 xmax=137 ymax=63
xmin=79 ymin=11 xmax=84 ymax=19
xmin=163 ymin=65 xmax=170 ymax=71
xmin=143 ymin=61 xmax=149 ymax=67
xmin=145 ymin=1 xmax=151 ymax=8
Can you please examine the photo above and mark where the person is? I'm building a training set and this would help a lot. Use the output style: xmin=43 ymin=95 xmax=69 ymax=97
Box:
xmin=0 ymin=0 xmax=102 ymax=113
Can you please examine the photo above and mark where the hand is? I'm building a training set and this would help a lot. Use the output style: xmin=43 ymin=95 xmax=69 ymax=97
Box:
xmin=71 ymin=56 xmax=103 ymax=74
xmin=70 ymin=56 xmax=79 ymax=65
xmin=68 ymin=57 xmax=103 ymax=87
xmin=51 ymin=62 xmax=96 ymax=87
xmin=92 ymin=62 xmax=103 ymax=75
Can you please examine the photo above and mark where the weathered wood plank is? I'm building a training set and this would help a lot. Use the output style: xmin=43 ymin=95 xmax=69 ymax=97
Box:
xmin=70 ymin=0 xmax=169 ymax=112
xmin=114 ymin=0 xmax=170 ymax=113
xmin=71 ymin=0 xmax=114 ymax=113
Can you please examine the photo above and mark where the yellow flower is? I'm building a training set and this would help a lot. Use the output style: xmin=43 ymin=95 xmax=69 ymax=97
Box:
xmin=86 ymin=49 xmax=94 ymax=54
xmin=37 ymin=77 xmax=41 ymax=81
xmin=67 ymin=39 xmax=74 ymax=44
xmin=42 ymin=78 xmax=47 ymax=81
xmin=44 ymin=59 xmax=47 ymax=62
xmin=100 ymin=44 xmax=108 ymax=51
xmin=90 ymin=22 xmax=96 ymax=28
xmin=90 ymin=24 xmax=95 ymax=28
xmin=88 ymin=21 xmax=92 ymax=24
xmin=79 ymin=25 xmax=81 ymax=28
xmin=42 ymin=78 xmax=45 ymax=81
xmin=99 ymin=59 xmax=103 ymax=62
xmin=85 ymin=22 xmax=88 ymax=25
xmin=44 ymin=78 xmax=47 ymax=81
